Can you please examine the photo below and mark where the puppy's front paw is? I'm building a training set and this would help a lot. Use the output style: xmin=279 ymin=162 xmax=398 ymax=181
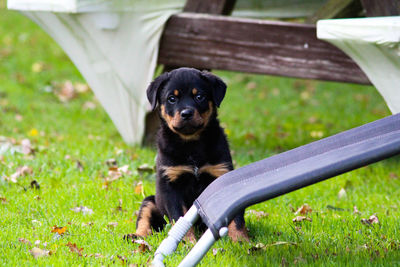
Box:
xmin=123 ymin=233 xmax=141 ymax=242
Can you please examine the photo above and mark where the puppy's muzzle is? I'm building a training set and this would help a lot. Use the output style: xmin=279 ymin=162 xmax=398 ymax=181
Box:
xmin=180 ymin=109 xmax=194 ymax=121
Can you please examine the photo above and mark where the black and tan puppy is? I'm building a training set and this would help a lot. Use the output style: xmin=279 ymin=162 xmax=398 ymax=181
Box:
xmin=134 ymin=68 xmax=248 ymax=242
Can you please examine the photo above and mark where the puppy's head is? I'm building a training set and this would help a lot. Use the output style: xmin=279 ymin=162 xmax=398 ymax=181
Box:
xmin=147 ymin=68 xmax=226 ymax=139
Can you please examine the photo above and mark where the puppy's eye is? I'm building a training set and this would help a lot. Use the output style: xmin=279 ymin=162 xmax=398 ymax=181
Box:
xmin=168 ymin=95 xmax=177 ymax=104
xmin=195 ymin=94 xmax=205 ymax=102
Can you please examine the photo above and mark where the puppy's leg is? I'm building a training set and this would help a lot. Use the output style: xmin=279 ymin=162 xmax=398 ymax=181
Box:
xmin=228 ymin=209 xmax=249 ymax=242
xmin=135 ymin=195 xmax=165 ymax=237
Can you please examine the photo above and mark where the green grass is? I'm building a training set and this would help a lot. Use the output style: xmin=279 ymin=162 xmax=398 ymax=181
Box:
xmin=1 ymin=10 xmax=400 ymax=266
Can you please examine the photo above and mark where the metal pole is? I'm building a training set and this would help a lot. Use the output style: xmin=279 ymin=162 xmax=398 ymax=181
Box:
xmin=152 ymin=206 xmax=199 ymax=267
xmin=178 ymin=227 xmax=228 ymax=267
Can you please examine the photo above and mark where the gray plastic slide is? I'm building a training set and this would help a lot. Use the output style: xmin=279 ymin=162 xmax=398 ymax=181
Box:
xmin=152 ymin=113 xmax=400 ymax=266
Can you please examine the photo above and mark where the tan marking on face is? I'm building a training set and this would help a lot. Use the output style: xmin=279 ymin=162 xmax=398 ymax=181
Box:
xmin=135 ymin=201 xmax=156 ymax=237
xmin=174 ymin=90 xmax=179 ymax=96
xmin=162 ymin=165 xmax=194 ymax=182
xmin=192 ymin=88 xmax=198 ymax=95
xmin=200 ymin=101 xmax=214 ymax=128
xmin=161 ymin=105 xmax=180 ymax=132
xmin=228 ymin=220 xmax=249 ymax=242
xmin=199 ymin=162 xmax=231 ymax=178
xmin=160 ymin=102 xmax=214 ymax=142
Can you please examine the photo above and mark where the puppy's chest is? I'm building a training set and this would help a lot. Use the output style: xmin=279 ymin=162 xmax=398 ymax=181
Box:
xmin=159 ymin=156 xmax=231 ymax=183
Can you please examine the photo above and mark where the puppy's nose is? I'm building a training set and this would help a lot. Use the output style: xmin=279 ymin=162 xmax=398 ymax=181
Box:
xmin=180 ymin=109 xmax=194 ymax=120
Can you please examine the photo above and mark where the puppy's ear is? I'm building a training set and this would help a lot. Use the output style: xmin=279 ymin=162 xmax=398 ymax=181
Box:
xmin=200 ymin=71 xmax=227 ymax=107
xmin=147 ymin=72 xmax=170 ymax=111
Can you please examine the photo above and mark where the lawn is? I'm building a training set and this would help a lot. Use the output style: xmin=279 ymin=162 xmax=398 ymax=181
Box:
xmin=1 ymin=8 xmax=400 ymax=267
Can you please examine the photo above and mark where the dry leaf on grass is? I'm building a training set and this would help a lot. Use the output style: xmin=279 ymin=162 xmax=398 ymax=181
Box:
xmin=18 ymin=238 xmax=32 ymax=246
xmin=338 ymin=188 xmax=347 ymax=199
xmin=361 ymin=214 xmax=380 ymax=225
xmin=0 ymin=196 xmax=7 ymax=204
xmin=76 ymin=160 xmax=84 ymax=172
xmin=353 ymin=206 xmax=361 ymax=215
xmin=5 ymin=165 xmax=33 ymax=183
xmin=66 ymin=242 xmax=83 ymax=256
xmin=30 ymin=247 xmax=50 ymax=258
xmin=294 ymin=204 xmax=312 ymax=215
xmin=82 ymin=101 xmax=96 ymax=110
xmin=133 ymin=239 xmax=152 ymax=253
xmin=247 ymin=210 xmax=269 ymax=219
xmin=212 ymin=248 xmax=225 ymax=256
xmin=106 ymin=158 xmax=118 ymax=167
xmin=51 ymin=225 xmax=67 ymax=235
xmin=137 ymin=164 xmax=154 ymax=173
xmin=248 ymin=241 xmax=297 ymax=253
xmin=71 ymin=206 xmax=94 ymax=215
xmin=107 ymin=222 xmax=118 ymax=228
xmin=56 ymin=81 xmax=76 ymax=102
xmin=134 ymin=181 xmax=143 ymax=195
xmin=292 ymin=216 xmax=312 ymax=223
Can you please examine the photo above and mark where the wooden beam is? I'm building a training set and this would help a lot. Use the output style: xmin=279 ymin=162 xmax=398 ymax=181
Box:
xmin=158 ymin=13 xmax=370 ymax=85
xmin=361 ymin=0 xmax=400 ymax=17
xmin=183 ymin=0 xmax=236 ymax=15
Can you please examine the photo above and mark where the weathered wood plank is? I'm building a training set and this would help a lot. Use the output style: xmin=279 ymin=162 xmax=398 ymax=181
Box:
xmin=361 ymin=0 xmax=400 ymax=17
xmin=183 ymin=0 xmax=236 ymax=15
xmin=158 ymin=13 xmax=370 ymax=85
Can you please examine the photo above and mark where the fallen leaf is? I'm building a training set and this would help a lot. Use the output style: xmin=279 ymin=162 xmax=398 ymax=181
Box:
xmin=82 ymin=101 xmax=96 ymax=110
xmin=56 ymin=81 xmax=76 ymax=102
xmin=7 ymin=165 xmax=33 ymax=183
xmin=31 ymin=62 xmax=45 ymax=73
xmin=31 ymin=220 xmax=42 ymax=226
xmin=245 ymin=81 xmax=257 ymax=90
xmin=118 ymin=165 xmax=131 ymax=175
xmin=15 ymin=114 xmax=23 ymax=121
xmin=326 ymin=205 xmax=345 ymax=211
xmin=137 ymin=164 xmax=154 ymax=173
xmin=18 ymin=238 xmax=32 ymax=246
xmin=106 ymin=158 xmax=118 ymax=167
xmin=338 ymin=188 xmax=347 ymax=199
xmin=51 ymin=225 xmax=67 ymax=235
xmin=71 ymin=206 xmax=94 ymax=215
xmin=134 ymin=181 xmax=143 ymax=195
xmin=248 ymin=241 xmax=296 ymax=253
xmin=294 ymin=204 xmax=312 ymax=215
xmin=66 ymin=242 xmax=83 ymax=256
xmin=133 ymin=239 xmax=152 ymax=252
xmin=20 ymin=139 xmax=34 ymax=155
xmin=353 ymin=206 xmax=361 ymax=215
xmin=212 ymin=248 xmax=225 ymax=256
xmin=0 ymin=196 xmax=7 ymax=204
xmin=107 ymin=222 xmax=118 ymax=228
xmin=292 ymin=216 xmax=312 ymax=223
xmin=74 ymin=83 xmax=90 ymax=93
xmin=117 ymin=255 xmax=127 ymax=263
xmin=29 ymin=247 xmax=50 ymax=258
xmin=361 ymin=214 xmax=380 ymax=225
xmin=247 ymin=210 xmax=269 ymax=219
xmin=76 ymin=160 xmax=84 ymax=172
xmin=115 ymin=199 xmax=124 ymax=212
xmin=310 ymin=130 xmax=324 ymax=138
xmin=85 ymin=253 xmax=103 ymax=258
xmin=82 ymin=222 xmax=94 ymax=227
